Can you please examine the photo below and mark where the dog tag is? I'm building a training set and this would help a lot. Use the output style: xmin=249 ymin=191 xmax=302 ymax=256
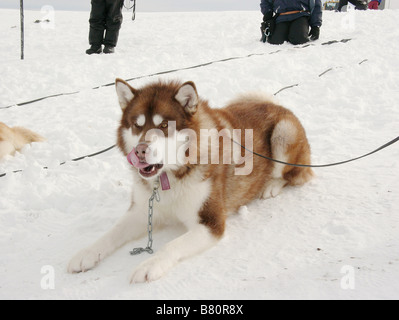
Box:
xmin=128 ymin=148 xmax=170 ymax=191
xmin=160 ymin=172 xmax=170 ymax=191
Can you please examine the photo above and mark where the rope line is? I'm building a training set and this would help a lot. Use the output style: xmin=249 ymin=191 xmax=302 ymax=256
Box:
xmin=0 ymin=145 xmax=116 ymax=178
xmin=0 ymin=38 xmax=352 ymax=110
xmin=232 ymin=136 xmax=399 ymax=168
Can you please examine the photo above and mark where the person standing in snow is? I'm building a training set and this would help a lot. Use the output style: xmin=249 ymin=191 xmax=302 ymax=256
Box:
xmin=86 ymin=0 xmax=124 ymax=55
xmin=260 ymin=0 xmax=323 ymax=45
xmin=368 ymin=0 xmax=381 ymax=10
xmin=337 ymin=0 xmax=368 ymax=11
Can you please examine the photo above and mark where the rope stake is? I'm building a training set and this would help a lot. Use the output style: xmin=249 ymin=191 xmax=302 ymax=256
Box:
xmin=20 ymin=0 xmax=24 ymax=60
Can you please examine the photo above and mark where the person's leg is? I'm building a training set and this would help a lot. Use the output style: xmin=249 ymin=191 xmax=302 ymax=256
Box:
xmin=88 ymin=0 xmax=106 ymax=49
xmin=338 ymin=0 xmax=349 ymax=11
xmin=349 ymin=0 xmax=368 ymax=10
xmin=368 ymin=1 xmax=379 ymax=10
xmin=268 ymin=21 xmax=290 ymax=45
xmin=103 ymin=0 xmax=124 ymax=49
xmin=288 ymin=17 xmax=310 ymax=45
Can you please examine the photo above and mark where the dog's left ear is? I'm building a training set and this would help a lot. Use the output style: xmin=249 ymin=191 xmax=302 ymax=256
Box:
xmin=175 ymin=81 xmax=199 ymax=115
xmin=115 ymin=78 xmax=136 ymax=111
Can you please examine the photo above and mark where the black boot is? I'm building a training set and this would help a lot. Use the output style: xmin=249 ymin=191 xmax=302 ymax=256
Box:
xmin=86 ymin=45 xmax=102 ymax=55
xmin=103 ymin=46 xmax=115 ymax=54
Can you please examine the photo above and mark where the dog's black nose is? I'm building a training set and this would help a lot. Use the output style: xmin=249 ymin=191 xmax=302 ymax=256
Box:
xmin=135 ymin=143 xmax=149 ymax=162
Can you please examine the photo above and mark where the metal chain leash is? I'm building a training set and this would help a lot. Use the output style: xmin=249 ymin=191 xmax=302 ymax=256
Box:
xmin=130 ymin=178 xmax=160 ymax=255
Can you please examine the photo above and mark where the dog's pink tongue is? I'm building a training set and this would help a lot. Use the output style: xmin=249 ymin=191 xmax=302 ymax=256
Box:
xmin=127 ymin=148 xmax=148 ymax=169
xmin=160 ymin=172 xmax=170 ymax=191
xmin=127 ymin=148 xmax=170 ymax=191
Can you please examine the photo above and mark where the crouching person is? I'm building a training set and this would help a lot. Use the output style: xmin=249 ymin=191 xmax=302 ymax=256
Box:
xmin=260 ymin=0 xmax=323 ymax=45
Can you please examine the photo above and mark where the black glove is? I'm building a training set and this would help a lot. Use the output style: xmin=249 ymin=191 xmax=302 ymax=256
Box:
xmin=309 ymin=26 xmax=320 ymax=41
xmin=260 ymin=12 xmax=275 ymax=43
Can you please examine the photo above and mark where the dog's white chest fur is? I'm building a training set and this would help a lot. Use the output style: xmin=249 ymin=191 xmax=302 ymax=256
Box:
xmin=133 ymin=170 xmax=212 ymax=229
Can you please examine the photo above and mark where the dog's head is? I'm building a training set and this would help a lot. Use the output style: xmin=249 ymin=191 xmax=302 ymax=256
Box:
xmin=115 ymin=79 xmax=199 ymax=180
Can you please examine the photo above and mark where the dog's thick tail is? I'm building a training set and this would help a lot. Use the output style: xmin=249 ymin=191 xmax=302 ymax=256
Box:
xmin=13 ymin=126 xmax=46 ymax=143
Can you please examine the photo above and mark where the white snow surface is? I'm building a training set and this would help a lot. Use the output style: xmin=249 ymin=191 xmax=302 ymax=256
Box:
xmin=0 ymin=9 xmax=398 ymax=300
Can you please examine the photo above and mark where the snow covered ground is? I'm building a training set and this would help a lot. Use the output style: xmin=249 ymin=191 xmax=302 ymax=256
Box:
xmin=0 ymin=8 xmax=398 ymax=300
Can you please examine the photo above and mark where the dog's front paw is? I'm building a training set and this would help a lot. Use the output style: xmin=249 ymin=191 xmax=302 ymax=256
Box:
xmin=68 ymin=249 xmax=101 ymax=273
xmin=130 ymin=255 xmax=174 ymax=284
xmin=262 ymin=179 xmax=286 ymax=199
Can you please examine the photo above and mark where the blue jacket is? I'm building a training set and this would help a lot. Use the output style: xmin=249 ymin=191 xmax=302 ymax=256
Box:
xmin=260 ymin=0 xmax=322 ymax=28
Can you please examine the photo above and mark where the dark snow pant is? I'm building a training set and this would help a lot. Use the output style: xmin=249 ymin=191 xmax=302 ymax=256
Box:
xmin=268 ymin=17 xmax=310 ymax=45
xmin=337 ymin=0 xmax=368 ymax=11
xmin=89 ymin=0 xmax=124 ymax=47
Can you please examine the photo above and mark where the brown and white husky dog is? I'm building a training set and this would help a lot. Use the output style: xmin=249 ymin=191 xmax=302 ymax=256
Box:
xmin=0 ymin=122 xmax=45 ymax=159
xmin=68 ymin=79 xmax=313 ymax=283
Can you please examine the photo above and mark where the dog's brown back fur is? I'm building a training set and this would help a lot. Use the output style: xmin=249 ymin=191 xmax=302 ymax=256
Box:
xmin=192 ymin=94 xmax=313 ymax=236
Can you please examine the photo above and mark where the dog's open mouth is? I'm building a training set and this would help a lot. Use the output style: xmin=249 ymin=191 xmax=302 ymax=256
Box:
xmin=139 ymin=163 xmax=164 ymax=178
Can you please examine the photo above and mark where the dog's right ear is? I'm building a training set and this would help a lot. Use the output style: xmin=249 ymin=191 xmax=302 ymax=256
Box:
xmin=115 ymin=78 xmax=136 ymax=111
xmin=175 ymin=81 xmax=199 ymax=116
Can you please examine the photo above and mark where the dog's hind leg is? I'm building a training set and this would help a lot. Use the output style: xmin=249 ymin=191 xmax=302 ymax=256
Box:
xmin=262 ymin=118 xmax=313 ymax=200
xmin=262 ymin=119 xmax=296 ymax=199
